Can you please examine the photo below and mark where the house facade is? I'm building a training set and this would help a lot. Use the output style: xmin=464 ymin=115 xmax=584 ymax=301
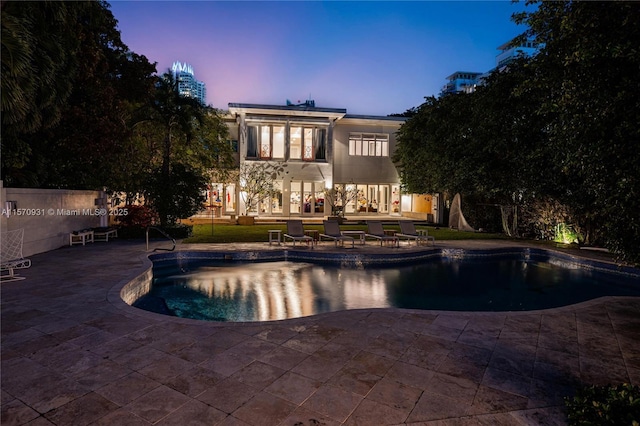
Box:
xmin=205 ymin=101 xmax=441 ymax=222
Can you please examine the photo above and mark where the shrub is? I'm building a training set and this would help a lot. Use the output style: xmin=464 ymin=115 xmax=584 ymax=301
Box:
xmin=114 ymin=205 xmax=158 ymax=228
xmin=565 ymin=383 xmax=640 ymax=426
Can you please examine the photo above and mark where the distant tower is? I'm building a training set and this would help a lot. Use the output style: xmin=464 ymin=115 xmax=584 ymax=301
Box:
xmin=171 ymin=61 xmax=206 ymax=105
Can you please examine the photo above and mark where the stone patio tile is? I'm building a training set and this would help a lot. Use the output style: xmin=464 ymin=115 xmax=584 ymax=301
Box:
xmin=422 ymin=323 xmax=463 ymax=341
xmin=227 ymin=337 xmax=279 ymax=359
xmin=94 ymin=372 xmax=161 ymax=406
xmin=366 ymin=376 xmax=422 ymax=412
xmin=229 ymin=360 xmax=286 ymax=390
xmin=216 ymin=415 xmax=251 ymax=426
xmin=401 ymin=346 xmax=449 ymax=371
xmin=437 ymin=357 xmax=486 ymax=383
xmin=427 ymin=372 xmax=480 ymax=400
xmin=173 ymin=341 xmax=226 ymax=364
xmin=202 ymin=328 xmax=251 ymax=350
xmin=17 ymin=373 xmax=90 ymax=414
xmin=385 ymin=360 xmax=436 ymax=390
xmin=345 ymin=398 xmax=410 ymax=425
xmin=406 ymin=391 xmax=472 ymax=423
xmin=112 ymin=345 xmax=168 ymax=370
xmin=44 ymin=392 xmax=119 ymax=426
xmin=92 ymin=409 xmax=152 ymax=425
xmin=67 ymin=329 xmax=122 ymax=350
xmin=89 ymin=336 xmax=142 ymax=359
xmin=532 ymin=360 xmax=581 ymax=388
xmin=392 ymin=313 xmax=436 ymax=334
xmin=432 ymin=315 xmax=469 ymax=331
xmin=509 ymin=406 xmax=568 ymax=426
xmin=481 ymin=367 xmax=531 ymax=398
xmin=71 ymin=358 xmax=132 ymax=390
xmin=253 ymin=325 xmax=301 ymax=344
xmin=527 ymin=378 xmax=575 ymax=409
xmin=577 ymin=334 xmax=622 ymax=359
xmin=470 ymin=385 xmax=528 ymax=415
xmin=196 ymin=377 xmax=258 ymax=413
xmin=301 ymin=384 xmax=363 ymax=423
xmin=350 ymin=350 xmax=396 ymax=375
xmin=488 ymin=343 xmax=536 ymax=378
xmin=537 ymin=332 xmax=579 ymax=356
xmin=264 ymin=371 xmax=321 ymax=404
xmin=447 ymin=343 xmax=493 ymax=369
xmin=628 ymin=367 xmax=640 ymax=386
xmin=579 ymin=356 xmax=630 ymax=386
xmin=313 ymin=341 xmax=359 ymax=363
xmin=535 ymin=347 xmax=580 ymax=375
xmin=326 ymin=363 xmax=383 ymax=396
xmin=257 ymin=344 xmax=308 ymax=370
xmin=148 ymin=332 xmax=197 ymax=354
xmin=282 ymin=332 xmax=335 ymax=354
xmin=123 ymin=385 xmax=191 ymax=423
xmin=279 ymin=406 xmax=341 ymax=426
xmin=232 ymin=391 xmax=296 ymax=426
xmin=155 ymin=400 xmax=227 ymax=425
xmin=503 ymin=315 xmax=542 ymax=333
xmin=292 ymin=354 xmax=349 ymax=382
xmin=137 ymin=353 xmax=197 ymax=383
xmin=199 ymin=349 xmax=254 ymax=377
xmin=456 ymin=329 xmax=499 ymax=350
xmin=1 ymin=398 xmax=40 ymax=426
xmin=163 ymin=366 xmax=225 ymax=397
xmin=497 ymin=331 xmax=539 ymax=347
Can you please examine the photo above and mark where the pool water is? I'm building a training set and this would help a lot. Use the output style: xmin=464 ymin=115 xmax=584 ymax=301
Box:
xmin=133 ymin=258 xmax=640 ymax=322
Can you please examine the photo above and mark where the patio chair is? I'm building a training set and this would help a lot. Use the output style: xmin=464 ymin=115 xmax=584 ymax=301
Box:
xmin=319 ymin=220 xmax=354 ymax=248
xmin=365 ymin=221 xmax=399 ymax=247
xmin=283 ymin=220 xmax=315 ymax=247
xmin=396 ymin=221 xmax=435 ymax=246
xmin=1 ymin=229 xmax=32 ymax=282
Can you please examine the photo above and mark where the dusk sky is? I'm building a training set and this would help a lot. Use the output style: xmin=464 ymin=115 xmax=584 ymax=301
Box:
xmin=109 ymin=1 xmax=532 ymax=116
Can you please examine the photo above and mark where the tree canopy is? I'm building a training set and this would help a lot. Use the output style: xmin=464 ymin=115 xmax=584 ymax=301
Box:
xmin=395 ymin=0 xmax=640 ymax=263
xmin=1 ymin=1 xmax=233 ymax=226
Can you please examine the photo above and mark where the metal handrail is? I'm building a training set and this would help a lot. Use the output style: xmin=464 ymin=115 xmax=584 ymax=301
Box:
xmin=146 ymin=226 xmax=176 ymax=252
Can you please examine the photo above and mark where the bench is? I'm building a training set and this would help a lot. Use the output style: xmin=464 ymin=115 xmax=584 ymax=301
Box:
xmin=93 ymin=227 xmax=118 ymax=242
xmin=70 ymin=230 xmax=94 ymax=246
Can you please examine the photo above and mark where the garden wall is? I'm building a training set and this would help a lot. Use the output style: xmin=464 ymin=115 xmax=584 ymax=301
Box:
xmin=1 ymin=181 xmax=103 ymax=256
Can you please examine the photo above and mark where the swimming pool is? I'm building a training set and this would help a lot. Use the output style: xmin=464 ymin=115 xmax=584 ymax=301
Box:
xmin=126 ymin=248 xmax=640 ymax=322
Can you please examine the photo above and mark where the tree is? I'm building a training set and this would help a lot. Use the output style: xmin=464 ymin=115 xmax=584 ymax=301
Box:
xmin=1 ymin=1 xmax=157 ymax=188
xmin=239 ymin=162 xmax=286 ymax=216
xmin=323 ymin=183 xmax=359 ymax=218
xmin=514 ymin=1 xmax=640 ymax=262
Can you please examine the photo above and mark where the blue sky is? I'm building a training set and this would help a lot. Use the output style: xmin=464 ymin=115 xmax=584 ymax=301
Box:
xmin=109 ymin=1 xmax=531 ymax=115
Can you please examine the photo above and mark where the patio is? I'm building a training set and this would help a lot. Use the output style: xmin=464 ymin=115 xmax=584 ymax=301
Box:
xmin=2 ymin=239 xmax=639 ymax=425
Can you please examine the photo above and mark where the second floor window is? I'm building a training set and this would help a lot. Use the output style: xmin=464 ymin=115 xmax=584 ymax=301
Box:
xmin=291 ymin=126 xmax=326 ymax=161
xmin=247 ymin=125 xmax=285 ymax=159
xmin=348 ymin=133 xmax=389 ymax=157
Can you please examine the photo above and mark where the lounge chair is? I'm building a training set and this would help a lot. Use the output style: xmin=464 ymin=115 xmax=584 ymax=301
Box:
xmin=1 ymin=229 xmax=31 ymax=282
xmin=319 ymin=220 xmax=355 ymax=248
xmin=283 ymin=220 xmax=315 ymax=247
xmin=396 ymin=221 xmax=435 ymax=246
xmin=365 ymin=221 xmax=399 ymax=247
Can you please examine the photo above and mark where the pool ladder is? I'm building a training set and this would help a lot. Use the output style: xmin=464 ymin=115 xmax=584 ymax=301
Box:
xmin=146 ymin=227 xmax=176 ymax=252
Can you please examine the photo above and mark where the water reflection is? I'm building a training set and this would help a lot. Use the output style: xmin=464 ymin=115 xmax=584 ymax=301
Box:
xmin=136 ymin=259 xmax=640 ymax=322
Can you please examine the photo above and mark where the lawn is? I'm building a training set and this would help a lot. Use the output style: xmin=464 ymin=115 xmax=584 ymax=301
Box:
xmin=182 ymin=223 xmax=507 ymax=244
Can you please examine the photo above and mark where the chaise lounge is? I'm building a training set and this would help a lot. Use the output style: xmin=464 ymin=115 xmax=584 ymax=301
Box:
xmin=283 ymin=220 xmax=315 ymax=247
xmin=396 ymin=221 xmax=435 ymax=246
xmin=365 ymin=220 xmax=399 ymax=247
xmin=319 ymin=220 xmax=355 ymax=248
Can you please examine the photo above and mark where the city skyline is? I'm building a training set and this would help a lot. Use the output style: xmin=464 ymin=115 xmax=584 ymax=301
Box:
xmin=109 ymin=1 xmax=533 ymax=116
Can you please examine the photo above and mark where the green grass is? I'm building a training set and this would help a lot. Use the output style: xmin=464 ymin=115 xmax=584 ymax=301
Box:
xmin=182 ymin=223 xmax=507 ymax=244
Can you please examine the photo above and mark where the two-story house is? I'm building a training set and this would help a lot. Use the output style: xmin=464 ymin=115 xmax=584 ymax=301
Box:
xmin=205 ymin=101 xmax=441 ymax=223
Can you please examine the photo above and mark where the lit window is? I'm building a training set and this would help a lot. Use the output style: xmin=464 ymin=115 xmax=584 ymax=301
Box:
xmin=348 ymin=133 xmax=389 ymax=157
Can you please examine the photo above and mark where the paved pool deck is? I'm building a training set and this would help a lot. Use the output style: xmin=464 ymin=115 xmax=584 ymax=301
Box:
xmin=2 ymin=239 xmax=639 ymax=425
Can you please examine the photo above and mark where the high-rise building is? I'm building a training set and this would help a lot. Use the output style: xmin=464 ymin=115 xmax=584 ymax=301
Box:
xmin=171 ymin=62 xmax=207 ymax=105
xmin=440 ymin=39 xmax=541 ymax=96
